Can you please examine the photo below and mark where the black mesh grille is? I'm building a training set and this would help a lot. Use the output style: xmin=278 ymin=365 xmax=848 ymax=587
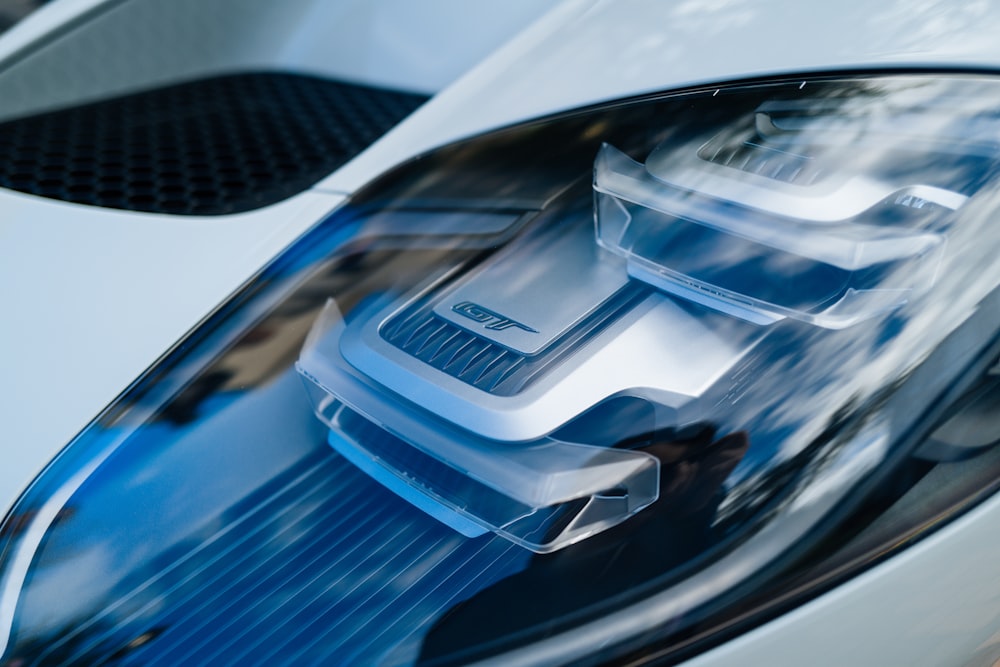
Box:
xmin=698 ymin=135 xmax=820 ymax=185
xmin=382 ymin=314 xmax=527 ymax=394
xmin=0 ymin=72 xmax=428 ymax=215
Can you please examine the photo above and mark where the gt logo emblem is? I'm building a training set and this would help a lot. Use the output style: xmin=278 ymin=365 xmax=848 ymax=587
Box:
xmin=452 ymin=301 xmax=538 ymax=333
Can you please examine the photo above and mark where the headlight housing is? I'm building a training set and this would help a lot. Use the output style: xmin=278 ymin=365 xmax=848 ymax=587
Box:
xmin=5 ymin=73 xmax=1000 ymax=665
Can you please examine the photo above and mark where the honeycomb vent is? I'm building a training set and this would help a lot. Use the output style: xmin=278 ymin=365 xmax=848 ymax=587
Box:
xmin=0 ymin=72 xmax=428 ymax=215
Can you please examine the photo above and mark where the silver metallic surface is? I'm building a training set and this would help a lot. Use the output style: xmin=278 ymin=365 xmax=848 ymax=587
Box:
xmin=432 ymin=214 xmax=629 ymax=355
xmin=344 ymin=247 xmax=763 ymax=442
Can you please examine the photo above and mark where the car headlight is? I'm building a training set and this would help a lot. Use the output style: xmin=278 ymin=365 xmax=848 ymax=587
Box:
xmin=5 ymin=73 xmax=1000 ymax=665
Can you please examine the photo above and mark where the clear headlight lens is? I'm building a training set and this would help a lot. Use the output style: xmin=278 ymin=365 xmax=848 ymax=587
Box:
xmin=5 ymin=74 xmax=1000 ymax=665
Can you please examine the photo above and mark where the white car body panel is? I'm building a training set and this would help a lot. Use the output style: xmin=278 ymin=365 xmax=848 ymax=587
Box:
xmin=0 ymin=0 xmax=552 ymax=121
xmin=320 ymin=0 xmax=1000 ymax=194
xmin=2 ymin=1 xmax=1000 ymax=665
xmin=688 ymin=489 xmax=1000 ymax=667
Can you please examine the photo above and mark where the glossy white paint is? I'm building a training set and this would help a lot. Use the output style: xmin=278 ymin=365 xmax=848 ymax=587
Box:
xmin=318 ymin=0 xmax=1000 ymax=194
xmin=3 ymin=0 xmax=1000 ymax=664
xmin=0 ymin=0 xmax=554 ymax=122
xmin=685 ymin=487 xmax=1000 ymax=667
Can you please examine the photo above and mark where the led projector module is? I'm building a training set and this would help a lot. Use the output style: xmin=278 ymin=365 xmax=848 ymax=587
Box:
xmin=296 ymin=76 xmax=980 ymax=553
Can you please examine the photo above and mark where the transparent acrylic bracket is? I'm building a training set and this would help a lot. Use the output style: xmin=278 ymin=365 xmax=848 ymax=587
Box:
xmin=594 ymin=143 xmax=949 ymax=329
xmin=751 ymin=98 xmax=1000 ymax=159
xmin=297 ymin=300 xmax=660 ymax=553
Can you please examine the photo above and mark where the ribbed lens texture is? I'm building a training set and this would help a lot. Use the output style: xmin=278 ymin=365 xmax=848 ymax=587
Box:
xmin=0 ymin=72 xmax=428 ymax=215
